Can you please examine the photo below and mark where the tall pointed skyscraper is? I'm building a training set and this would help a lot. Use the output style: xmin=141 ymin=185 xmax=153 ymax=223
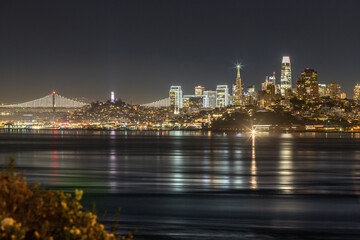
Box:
xmin=280 ymin=56 xmax=292 ymax=97
xmin=233 ymin=65 xmax=243 ymax=106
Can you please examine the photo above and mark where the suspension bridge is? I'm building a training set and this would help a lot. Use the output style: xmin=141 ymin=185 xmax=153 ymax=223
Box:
xmin=1 ymin=91 xmax=89 ymax=108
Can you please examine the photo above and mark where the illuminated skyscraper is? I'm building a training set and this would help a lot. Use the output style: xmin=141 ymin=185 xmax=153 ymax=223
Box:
xmin=195 ymin=85 xmax=205 ymax=96
xmin=280 ymin=56 xmax=292 ymax=97
xmin=110 ymin=91 xmax=115 ymax=103
xmin=296 ymin=68 xmax=319 ymax=101
xmin=318 ymin=84 xmax=327 ymax=97
xmin=182 ymin=95 xmax=209 ymax=109
xmin=204 ymin=90 xmax=217 ymax=109
xmin=216 ymin=85 xmax=229 ymax=108
xmin=269 ymin=72 xmax=276 ymax=85
xmin=354 ymin=84 xmax=360 ymax=102
xmin=328 ymin=82 xmax=341 ymax=99
xmin=233 ymin=65 xmax=243 ymax=106
xmin=169 ymin=86 xmax=183 ymax=108
xmin=261 ymin=76 xmax=269 ymax=91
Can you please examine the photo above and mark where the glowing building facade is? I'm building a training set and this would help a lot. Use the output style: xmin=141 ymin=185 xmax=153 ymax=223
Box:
xmin=216 ymin=85 xmax=229 ymax=108
xmin=354 ymin=84 xmax=360 ymax=102
xmin=182 ymin=95 xmax=209 ymax=109
xmin=296 ymin=68 xmax=319 ymax=101
xmin=204 ymin=90 xmax=217 ymax=109
xmin=268 ymin=72 xmax=276 ymax=85
xmin=110 ymin=91 xmax=115 ymax=103
xmin=328 ymin=82 xmax=341 ymax=99
xmin=318 ymin=84 xmax=327 ymax=97
xmin=280 ymin=56 xmax=292 ymax=97
xmin=233 ymin=65 xmax=243 ymax=105
xmin=169 ymin=86 xmax=183 ymax=108
xmin=195 ymin=85 xmax=205 ymax=96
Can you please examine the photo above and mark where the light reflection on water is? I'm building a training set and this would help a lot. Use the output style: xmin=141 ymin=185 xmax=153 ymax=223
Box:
xmin=1 ymin=129 xmax=360 ymax=239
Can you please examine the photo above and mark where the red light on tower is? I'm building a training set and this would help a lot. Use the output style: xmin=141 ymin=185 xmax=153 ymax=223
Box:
xmin=52 ymin=90 xmax=56 ymax=95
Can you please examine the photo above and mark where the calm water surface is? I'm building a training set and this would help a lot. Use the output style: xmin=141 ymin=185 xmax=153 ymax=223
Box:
xmin=1 ymin=129 xmax=360 ymax=239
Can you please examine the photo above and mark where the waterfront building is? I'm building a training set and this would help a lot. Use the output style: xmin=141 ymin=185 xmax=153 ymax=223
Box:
xmin=280 ymin=56 xmax=292 ymax=97
xmin=204 ymin=90 xmax=217 ymax=109
xmin=169 ymin=86 xmax=183 ymax=108
xmin=354 ymin=84 xmax=360 ymax=102
xmin=195 ymin=85 xmax=205 ymax=96
xmin=233 ymin=65 xmax=243 ymax=106
xmin=216 ymin=85 xmax=229 ymax=108
xmin=296 ymin=68 xmax=319 ymax=101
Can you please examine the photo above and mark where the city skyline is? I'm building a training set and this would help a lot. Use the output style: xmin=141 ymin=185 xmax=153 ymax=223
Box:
xmin=1 ymin=0 xmax=360 ymax=103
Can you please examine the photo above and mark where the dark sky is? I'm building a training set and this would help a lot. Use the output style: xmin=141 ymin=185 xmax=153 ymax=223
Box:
xmin=1 ymin=0 xmax=360 ymax=104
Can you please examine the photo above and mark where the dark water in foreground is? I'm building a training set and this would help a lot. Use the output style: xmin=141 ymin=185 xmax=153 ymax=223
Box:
xmin=1 ymin=129 xmax=360 ymax=239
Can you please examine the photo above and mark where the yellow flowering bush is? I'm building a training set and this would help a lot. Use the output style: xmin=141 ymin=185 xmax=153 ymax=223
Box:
xmin=0 ymin=158 xmax=136 ymax=240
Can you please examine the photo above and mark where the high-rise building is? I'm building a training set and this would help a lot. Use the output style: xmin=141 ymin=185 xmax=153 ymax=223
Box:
xmin=275 ymin=84 xmax=281 ymax=95
xmin=195 ymin=85 xmax=205 ymax=96
xmin=261 ymin=76 xmax=269 ymax=91
xmin=318 ymin=84 xmax=328 ymax=97
xmin=204 ymin=90 xmax=217 ymax=109
xmin=280 ymin=56 xmax=292 ymax=97
xmin=110 ymin=91 xmax=115 ymax=103
xmin=263 ymin=72 xmax=276 ymax=91
xmin=233 ymin=65 xmax=243 ymax=106
xmin=296 ymin=68 xmax=319 ymax=101
xmin=169 ymin=86 xmax=183 ymax=108
xmin=182 ymin=95 xmax=209 ymax=109
xmin=257 ymin=90 xmax=273 ymax=109
xmin=268 ymin=72 xmax=276 ymax=85
xmin=216 ymin=85 xmax=229 ymax=108
xmin=354 ymin=84 xmax=360 ymax=102
xmin=244 ymin=85 xmax=256 ymax=105
xmin=328 ymin=82 xmax=341 ymax=99
xmin=231 ymin=84 xmax=236 ymax=105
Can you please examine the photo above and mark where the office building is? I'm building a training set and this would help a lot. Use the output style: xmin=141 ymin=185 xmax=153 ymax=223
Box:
xmin=183 ymin=95 xmax=209 ymax=109
xmin=328 ymin=82 xmax=341 ymax=99
xmin=318 ymin=84 xmax=327 ymax=97
xmin=110 ymin=91 xmax=115 ymax=103
xmin=204 ymin=90 xmax=217 ymax=109
xmin=280 ymin=56 xmax=292 ymax=97
xmin=354 ymin=84 xmax=360 ymax=102
xmin=195 ymin=85 xmax=205 ymax=96
xmin=216 ymin=85 xmax=229 ymax=108
xmin=296 ymin=68 xmax=319 ymax=101
xmin=169 ymin=86 xmax=183 ymax=108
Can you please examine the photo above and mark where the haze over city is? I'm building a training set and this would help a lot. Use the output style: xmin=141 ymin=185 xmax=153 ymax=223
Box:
xmin=1 ymin=0 xmax=360 ymax=104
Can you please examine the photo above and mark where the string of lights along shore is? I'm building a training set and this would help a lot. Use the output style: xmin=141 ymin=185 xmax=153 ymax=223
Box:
xmin=141 ymin=56 xmax=360 ymax=111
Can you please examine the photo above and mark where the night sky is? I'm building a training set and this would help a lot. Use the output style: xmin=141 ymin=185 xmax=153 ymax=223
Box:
xmin=1 ymin=0 xmax=360 ymax=104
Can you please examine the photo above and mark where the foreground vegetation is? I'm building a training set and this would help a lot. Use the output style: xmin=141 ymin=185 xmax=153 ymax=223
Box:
xmin=0 ymin=159 xmax=136 ymax=240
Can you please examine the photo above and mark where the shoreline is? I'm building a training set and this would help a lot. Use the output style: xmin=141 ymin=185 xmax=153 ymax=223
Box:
xmin=1 ymin=127 xmax=360 ymax=134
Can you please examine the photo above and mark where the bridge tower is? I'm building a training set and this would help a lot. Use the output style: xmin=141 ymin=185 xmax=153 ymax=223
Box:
xmin=52 ymin=90 xmax=56 ymax=112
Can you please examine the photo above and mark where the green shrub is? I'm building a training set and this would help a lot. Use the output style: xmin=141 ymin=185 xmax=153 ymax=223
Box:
xmin=0 ymin=158 xmax=136 ymax=240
